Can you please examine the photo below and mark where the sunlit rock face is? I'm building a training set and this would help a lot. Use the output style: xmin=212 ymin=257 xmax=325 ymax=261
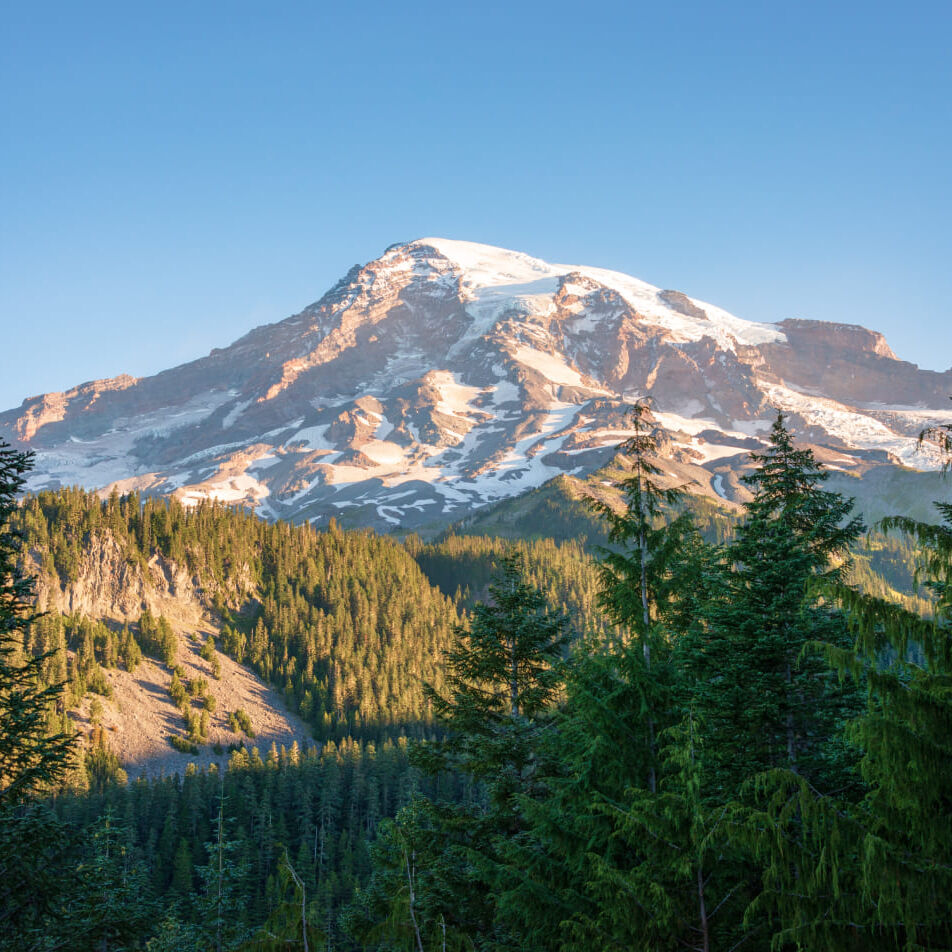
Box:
xmin=3 ymin=238 xmax=950 ymax=530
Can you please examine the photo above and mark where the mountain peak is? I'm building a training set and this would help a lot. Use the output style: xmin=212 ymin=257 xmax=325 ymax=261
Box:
xmin=2 ymin=239 xmax=949 ymax=530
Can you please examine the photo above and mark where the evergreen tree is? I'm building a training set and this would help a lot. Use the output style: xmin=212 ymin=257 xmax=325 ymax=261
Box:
xmin=246 ymin=850 xmax=325 ymax=951
xmin=66 ymin=810 xmax=155 ymax=951
xmin=417 ymin=551 xmax=570 ymax=803
xmin=145 ymin=916 xmax=203 ymax=952
xmin=342 ymin=796 xmax=473 ymax=952
xmin=589 ymin=399 xmax=697 ymax=791
xmin=679 ymin=413 xmax=866 ymax=947
xmin=682 ymin=412 xmax=864 ymax=792
xmin=408 ymin=554 xmax=570 ymax=947
xmin=195 ymin=786 xmax=254 ymax=952
xmin=576 ymin=710 xmax=723 ymax=951
xmin=0 ymin=804 xmax=74 ymax=949
xmin=757 ymin=482 xmax=952 ymax=948
xmin=0 ymin=441 xmax=75 ymax=805
xmin=496 ymin=405 xmax=713 ymax=950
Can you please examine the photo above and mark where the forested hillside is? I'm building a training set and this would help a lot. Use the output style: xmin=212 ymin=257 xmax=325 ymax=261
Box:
xmin=2 ymin=409 xmax=949 ymax=950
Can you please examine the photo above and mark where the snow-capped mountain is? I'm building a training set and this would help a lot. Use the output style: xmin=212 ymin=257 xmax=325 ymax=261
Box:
xmin=3 ymin=238 xmax=950 ymax=529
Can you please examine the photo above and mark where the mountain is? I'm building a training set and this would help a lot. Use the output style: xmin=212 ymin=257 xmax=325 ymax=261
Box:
xmin=3 ymin=238 xmax=950 ymax=530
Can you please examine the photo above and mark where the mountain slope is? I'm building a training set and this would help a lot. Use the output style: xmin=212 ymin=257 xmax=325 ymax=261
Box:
xmin=3 ymin=239 xmax=950 ymax=529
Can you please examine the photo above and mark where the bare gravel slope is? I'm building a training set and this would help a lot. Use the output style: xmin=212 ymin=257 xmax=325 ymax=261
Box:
xmin=76 ymin=621 xmax=315 ymax=780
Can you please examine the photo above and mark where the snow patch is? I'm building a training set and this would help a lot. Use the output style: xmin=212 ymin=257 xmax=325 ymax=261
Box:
xmin=510 ymin=345 xmax=586 ymax=388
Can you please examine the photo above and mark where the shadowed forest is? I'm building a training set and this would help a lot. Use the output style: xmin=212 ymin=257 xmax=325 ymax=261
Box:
xmin=1 ymin=408 xmax=950 ymax=951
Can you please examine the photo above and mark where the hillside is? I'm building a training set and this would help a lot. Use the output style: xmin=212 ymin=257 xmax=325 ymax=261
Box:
xmin=2 ymin=239 xmax=949 ymax=533
xmin=16 ymin=471 xmax=937 ymax=782
xmin=17 ymin=488 xmax=611 ymax=778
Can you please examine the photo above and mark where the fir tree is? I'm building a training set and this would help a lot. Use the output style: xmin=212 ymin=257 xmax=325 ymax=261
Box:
xmin=410 ymin=553 xmax=571 ymax=947
xmin=341 ymin=796 xmax=472 ymax=952
xmin=495 ymin=406 xmax=714 ymax=950
xmin=67 ymin=810 xmax=155 ymax=951
xmin=195 ymin=785 xmax=253 ymax=952
xmin=0 ymin=440 xmax=75 ymax=805
xmin=680 ymin=413 xmax=866 ymax=948
xmin=760 ymin=478 xmax=952 ymax=948
xmin=589 ymin=399 xmax=698 ymax=791
xmin=682 ymin=412 xmax=864 ymax=792
xmin=247 ymin=850 xmax=325 ymax=951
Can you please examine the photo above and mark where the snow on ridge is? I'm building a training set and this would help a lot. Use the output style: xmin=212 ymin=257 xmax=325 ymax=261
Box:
xmin=761 ymin=382 xmax=947 ymax=470
xmin=410 ymin=238 xmax=785 ymax=350
xmin=510 ymin=345 xmax=586 ymax=388
xmin=415 ymin=238 xmax=560 ymax=289
xmin=428 ymin=370 xmax=486 ymax=420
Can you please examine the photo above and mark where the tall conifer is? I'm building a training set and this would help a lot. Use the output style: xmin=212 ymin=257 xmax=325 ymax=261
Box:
xmin=0 ymin=440 xmax=75 ymax=805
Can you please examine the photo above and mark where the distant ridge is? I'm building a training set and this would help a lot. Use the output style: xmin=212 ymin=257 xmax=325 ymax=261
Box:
xmin=3 ymin=238 xmax=950 ymax=530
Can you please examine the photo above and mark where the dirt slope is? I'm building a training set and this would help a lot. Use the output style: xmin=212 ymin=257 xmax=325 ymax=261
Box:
xmin=77 ymin=622 xmax=315 ymax=780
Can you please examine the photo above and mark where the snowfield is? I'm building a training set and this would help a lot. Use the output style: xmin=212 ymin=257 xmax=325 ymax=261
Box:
xmin=6 ymin=237 xmax=949 ymax=530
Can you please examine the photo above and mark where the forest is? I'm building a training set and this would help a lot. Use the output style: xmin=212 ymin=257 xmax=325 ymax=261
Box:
xmin=0 ymin=406 xmax=950 ymax=951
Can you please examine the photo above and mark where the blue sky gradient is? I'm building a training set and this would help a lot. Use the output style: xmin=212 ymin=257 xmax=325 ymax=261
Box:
xmin=2 ymin=1 xmax=949 ymax=410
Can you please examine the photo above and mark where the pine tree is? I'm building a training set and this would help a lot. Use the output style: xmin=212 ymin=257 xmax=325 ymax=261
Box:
xmin=409 ymin=553 xmax=570 ymax=947
xmin=0 ymin=803 xmax=74 ymax=949
xmin=341 ymin=796 xmax=472 ymax=952
xmin=145 ymin=916 xmax=203 ymax=952
xmin=577 ymin=710 xmax=723 ymax=951
xmin=418 ymin=551 xmax=570 ymax=806
xmin=68 ymin=810 xmax=155 ymax=951
xmin=247 ymin=850 xmax=325 ymax=951
xmin=195 ymin=784 xmax=254 ymax=952
xmin=679 ymin=413 xmax=867 ymax=948
xmin=759 ymin=470 xmax=952 ymax=948
xmin=0 ymin=440 xmax=75 ymax=805
xmin=589 ymin=399 xmax=698 ymax=792
xmin=495 ymin=405 xmax=714 ymax=950
xmin=683 ymin=412 xmax=864 ymax=792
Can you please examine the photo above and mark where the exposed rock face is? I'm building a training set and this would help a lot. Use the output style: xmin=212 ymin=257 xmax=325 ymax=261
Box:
xmin=658 ymin=290 xmax=708 ymax=321
xmin=32 ymin=534 xmax=206 ymax=626
xmin=26 ymin=535 xmax=311 ymax=781
xmin=2 ymin=238 xmax=950 ymax=530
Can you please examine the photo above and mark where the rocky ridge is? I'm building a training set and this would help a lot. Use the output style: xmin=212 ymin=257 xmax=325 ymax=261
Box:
xmin=3 ymin=238 xmax=950 ymax=530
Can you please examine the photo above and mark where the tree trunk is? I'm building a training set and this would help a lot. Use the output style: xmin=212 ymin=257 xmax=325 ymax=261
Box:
xmin=510 ymin=637 xmax=519 ymax=719
xmin=697 ymin=865 xmax=710 ymax=952
xmin=405 ymin=849 xmax=426 ymax=952
xmin=785 ymin=661 xmax=798 ymax=774
xmin=638 ymin=496 xmax=657 ymax=794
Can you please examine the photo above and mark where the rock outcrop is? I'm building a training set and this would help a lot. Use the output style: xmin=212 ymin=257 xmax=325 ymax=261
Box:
xmin=2 ymin=238 xmax=949 ymax=530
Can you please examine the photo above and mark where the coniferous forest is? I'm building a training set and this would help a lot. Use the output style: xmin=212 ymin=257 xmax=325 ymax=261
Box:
xmin=1 ymin=406 xmax=950 ymax=951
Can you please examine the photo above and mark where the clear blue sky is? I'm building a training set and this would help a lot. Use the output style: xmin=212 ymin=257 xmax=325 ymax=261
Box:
xmin=2 ymin=1 xmax=950 ymax=410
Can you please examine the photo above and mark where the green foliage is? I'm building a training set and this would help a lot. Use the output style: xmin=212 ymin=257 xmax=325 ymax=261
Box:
xmin=140 ymin=609 xmax=178 ymax=666
xmin=170 ymin=734 xmax=200 ymax=755
xmin=247 ymin=850 xmax=326 ymax=951
xmin=119 ymin=624 xmax=142 ymax=671
xmin=85 ymin=726 xmax=128 ymax=793
xmin=17 ymin=489 xmax=462 ymax=744
xmin=67 ymin=809 xmax=155 ymax=948
xmin=417 ymin=553 xmax=570 ymax=789
xmin=761 ymin=491 xmax=952 ymax=949
xmin=342 ymin=797 xmax=472 ymax=952
xmin=410 ymin=532 xmax=607 ymax=636
xmin=39 ymin=736 xmax=426 ymax=949
xmin=400 ymin=555 xmax=571 ymax=948
xmin=679 ymin=413 xmax=865 ymax=793
xmin=0 ymin=804 xmax=74 ymax=948
xmin=193 ymin=793 xmax=255 ymax=951
xmin=201 ymin=634 xmax=217 ymax=662
xmin=146 ymin=916 xmax=203 ymax=951
xmin=494 ymin=405 xmax=719 ymax=950
xmin=230 ymin=708 xmax=256 ymax=738
xmin=0 ymin=441 xmax=75 ymax=806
